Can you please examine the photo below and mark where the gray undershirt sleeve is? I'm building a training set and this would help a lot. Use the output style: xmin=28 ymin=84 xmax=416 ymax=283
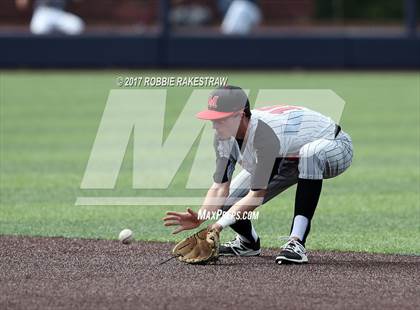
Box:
xmin=251 ymin=120 xmax=280 ymax=190
xmin=213 ymin=135 xmax=237 ymax=184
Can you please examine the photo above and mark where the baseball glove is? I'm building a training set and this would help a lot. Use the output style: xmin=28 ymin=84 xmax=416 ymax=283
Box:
xmin=172 ymin=227 xmax=220 ymax=264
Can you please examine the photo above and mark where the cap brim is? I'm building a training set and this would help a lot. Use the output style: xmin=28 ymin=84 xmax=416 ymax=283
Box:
xmin=195 ymin=110 xmax=235 ymax=120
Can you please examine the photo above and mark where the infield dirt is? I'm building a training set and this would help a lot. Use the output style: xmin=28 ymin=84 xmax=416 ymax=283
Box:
xmin=1 ymin=236 xmax=419 ymax=310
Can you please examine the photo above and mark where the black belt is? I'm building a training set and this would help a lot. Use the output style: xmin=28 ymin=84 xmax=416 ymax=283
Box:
xmin=334 ymin=124 xmax=341 ymax=138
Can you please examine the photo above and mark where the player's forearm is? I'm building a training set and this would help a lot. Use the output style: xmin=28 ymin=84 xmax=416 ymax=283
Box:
xmin=229 ymin=190 xmax=265 ymax=214
xmin=198 ymin=183 xmax=230 ymax=221
xmin=213 ymin=189 xmax=265 ymax=230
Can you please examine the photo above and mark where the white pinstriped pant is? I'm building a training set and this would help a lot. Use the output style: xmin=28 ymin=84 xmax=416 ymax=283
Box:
xmin=222 ymin=131 xmax=353 ymax=210
xmin=298 ymin=131 xmax=353 ymax=180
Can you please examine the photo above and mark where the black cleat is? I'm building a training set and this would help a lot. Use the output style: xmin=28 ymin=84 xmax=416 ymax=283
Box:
xmin=219 ymin=235 xmax=261 ymax=256
xmin=275 ymin=238 xmax=308 ymax=264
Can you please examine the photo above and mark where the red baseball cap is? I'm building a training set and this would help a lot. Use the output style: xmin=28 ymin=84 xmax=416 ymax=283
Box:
xmin=196 ymin=86 xmax=249 ymax=120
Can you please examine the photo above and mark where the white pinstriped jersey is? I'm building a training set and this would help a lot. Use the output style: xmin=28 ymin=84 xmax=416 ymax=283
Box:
xmin=251 ymin=105 xmax=336 ymax=157
xmin=214 ymin=105 xmax=337 ymax=183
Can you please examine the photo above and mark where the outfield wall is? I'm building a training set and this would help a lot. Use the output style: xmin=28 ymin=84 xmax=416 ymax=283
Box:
xmin=1 ymin=35 xmax=419 ymax=69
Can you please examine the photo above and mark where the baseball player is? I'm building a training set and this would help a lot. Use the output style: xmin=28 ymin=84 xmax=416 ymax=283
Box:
xmin=220 ymin=0 xmax=261 ymax=35
xmin=163 ymin=86 xmax=353 ymax=264
xmin=15 ymin=0 xmax=84 ymax=35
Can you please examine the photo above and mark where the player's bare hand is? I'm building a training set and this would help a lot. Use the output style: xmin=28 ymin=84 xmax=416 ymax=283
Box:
xmin=163 ymin=208 xmax=202 ymax=234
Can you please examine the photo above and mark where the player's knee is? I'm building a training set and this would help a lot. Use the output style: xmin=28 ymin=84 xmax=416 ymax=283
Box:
xmin=298 ymin=144 xmax=326 ymax=179
xmin=299 ymin=143 xmax=325 ymax=161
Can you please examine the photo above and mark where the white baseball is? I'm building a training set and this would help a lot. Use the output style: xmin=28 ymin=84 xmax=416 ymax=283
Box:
xmin=119 ymin=229 xmax=133 ymax=244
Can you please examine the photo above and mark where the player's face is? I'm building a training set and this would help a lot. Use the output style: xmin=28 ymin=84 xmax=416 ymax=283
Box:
xmin=211 ymin=112 xmax=242 ymax=139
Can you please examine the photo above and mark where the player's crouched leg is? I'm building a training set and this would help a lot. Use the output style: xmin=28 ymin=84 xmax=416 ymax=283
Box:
xmin=276 ymin=135 xmax=353 ymax=265
xmin=275 ymin=143 xmax=326 ymax=265
xmin=298 ymin=140 xmax=329 ymax=180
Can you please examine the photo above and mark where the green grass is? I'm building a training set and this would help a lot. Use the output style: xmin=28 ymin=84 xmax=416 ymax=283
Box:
xmin=1 ymin=70 xmax=419 ymax=255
